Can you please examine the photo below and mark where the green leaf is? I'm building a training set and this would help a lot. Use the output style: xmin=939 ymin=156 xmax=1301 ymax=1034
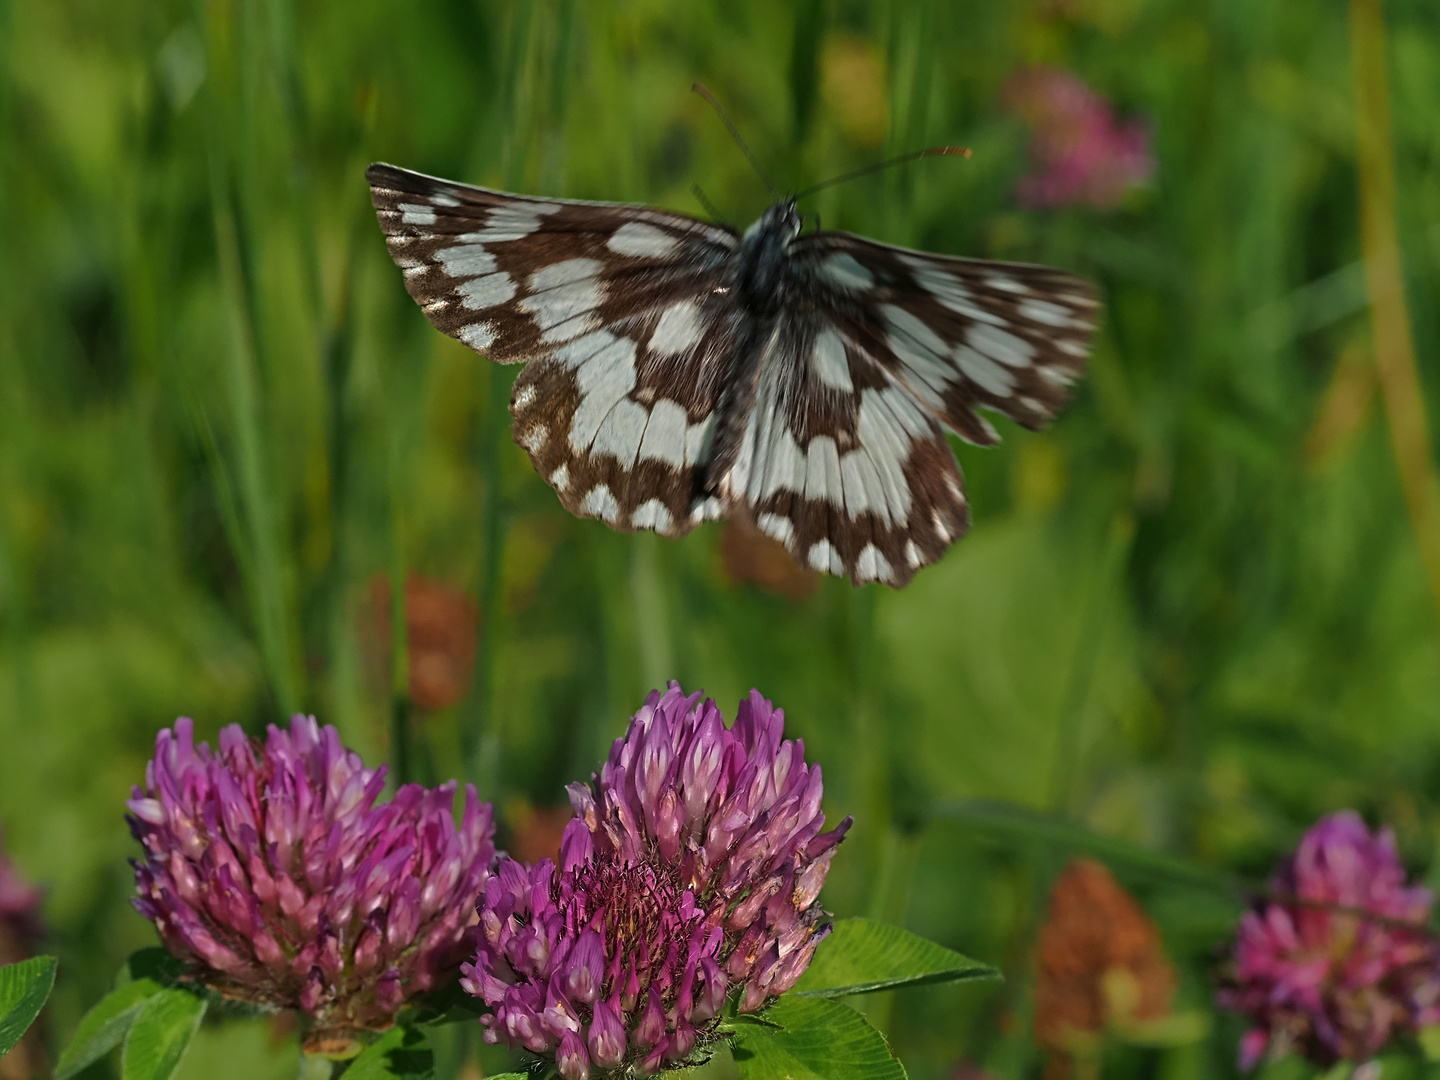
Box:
xmin=1421 ymin=1025 xmax=1440 ymax=1062
xmin=121 ymin=986 xmax=207 ymax=1080
xmin=114 ymin=949 xmax=185 ymax=990
xmin=55 ymin=973 xmax=169 ymax=1079
xmin=0 ymin=955 xmax=57 ymax=1057
xmin=791 ymin=918 xmax=999 ymax=998
xmin=719 ymin=1012 xmax=785 ymax=1034
xmin=731 ymin=996 xmax=906 ymax=1080
xmin=344 ymin=1026 xmax=435 ymax=1080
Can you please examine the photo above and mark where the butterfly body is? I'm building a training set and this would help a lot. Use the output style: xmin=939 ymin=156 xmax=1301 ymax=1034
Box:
xmin=367 ymin=163 xmax=1098 ymax=587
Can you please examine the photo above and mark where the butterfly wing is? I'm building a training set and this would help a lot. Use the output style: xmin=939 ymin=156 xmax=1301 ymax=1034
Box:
xmin=790 ymin=231 xmax=1098 ymax=445
xmin=710 ymin=309 xmax=971 ymax=587
xmin=367 ymin=163 xmax=745 ymax=536
xmin=710 ymin=233 xmax=1098 ymax=587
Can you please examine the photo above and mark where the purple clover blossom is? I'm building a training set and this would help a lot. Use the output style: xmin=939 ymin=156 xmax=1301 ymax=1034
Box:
xmin=1218 ymin=811 xmax=1440 ymax=1069
xmin=568 ymin=685 xmax=851 ymax=1010
xmin=128 ymin=716 xmax=496 ymax=1051
xmin=463 ymin=685 xmax=850 ymax=1076
xmin=1003 ymin=66 xmax=1154 ymax=211
xmin=0 ymin=826 xmax=44 ymax=951
xmin=462 ymin=853 xmax=727 ymax=1077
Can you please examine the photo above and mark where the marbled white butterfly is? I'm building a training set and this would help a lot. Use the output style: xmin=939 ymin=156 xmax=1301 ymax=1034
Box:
xmin=366 ymin=151 xmax=1097 ymax=588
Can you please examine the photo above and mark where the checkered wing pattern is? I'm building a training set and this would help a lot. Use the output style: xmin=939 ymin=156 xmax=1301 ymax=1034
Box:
xmin=707 ymin=233 xmax=1099 ymax=585
xmin=367 ymin=162 xmax=1100 ymax=587
xmin=368 ymin=163 xmax=742 ymax=537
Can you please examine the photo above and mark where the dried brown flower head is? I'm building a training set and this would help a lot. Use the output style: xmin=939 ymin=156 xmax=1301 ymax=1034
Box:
xmin=362 ymin=574 xmax=479 ymax=711
xmin=720 ymin=517 xmax=817 ymax=601
xmin=1035 ymin=859 xmax=1176 ymax=1079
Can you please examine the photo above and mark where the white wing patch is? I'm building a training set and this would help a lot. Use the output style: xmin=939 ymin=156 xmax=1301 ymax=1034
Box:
xmin=607 ymin=222 xmax=682 ymax=259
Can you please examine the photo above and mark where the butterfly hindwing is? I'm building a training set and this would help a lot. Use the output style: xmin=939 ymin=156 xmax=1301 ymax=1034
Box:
xmin=713 ymin=311 xmax=969 ymax=587
xmin=509 ymin=292 xmax=747 ymax=538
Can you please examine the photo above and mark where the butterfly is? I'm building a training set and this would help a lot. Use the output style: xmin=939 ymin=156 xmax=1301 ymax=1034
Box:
xmin=365 ymin=160 xmax=1097 ymax=588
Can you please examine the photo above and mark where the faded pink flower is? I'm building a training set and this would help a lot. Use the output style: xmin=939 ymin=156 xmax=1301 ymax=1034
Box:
xmin=1004 ymin=66 xmax=1153 ymax=210
xmin=1217 ymin=811 xmax=1440 ymax=1068
xmin=0 ymin=826 xmax=44 ymax=951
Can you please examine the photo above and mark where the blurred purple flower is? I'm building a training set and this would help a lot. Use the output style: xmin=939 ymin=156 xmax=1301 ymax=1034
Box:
xmin=1217 ymin=811 xmax=1440 ymax=1068
xmin=0 ymin=826 xmax=44 ymax=952
xmin=464 ymin=685 xmax=850 ymax=1075
xmin=129 ymin=716 xmax=495 ymax=1051
xmin=1004 ymin=66 xmax=1153 ymax=210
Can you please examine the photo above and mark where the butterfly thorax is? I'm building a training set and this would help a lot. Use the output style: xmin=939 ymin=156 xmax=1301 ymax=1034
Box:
xmin=735 ymin=200 xmax=803 ymax=319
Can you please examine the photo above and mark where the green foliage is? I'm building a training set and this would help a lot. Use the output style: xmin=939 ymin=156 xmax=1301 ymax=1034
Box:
xmin=793 ymin=918 xmax=1000 ymax=998
xmin=2 ymin=1 xmax=1439 ymax=1079
xmin=345 ymin=1026 xmax=435 ymax=1080
xmin=732 ymin=996 xmax=907 ymax=1080
xmin=55 ymin=968 xmax=167 ymax=1079
xmin=120 ymin=987 xmax=208 ymax=1080
xmin=0 ymin=955 xmax=57 ymax=1057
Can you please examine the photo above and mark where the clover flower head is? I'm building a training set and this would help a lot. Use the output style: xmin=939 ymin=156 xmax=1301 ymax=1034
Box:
xmin=1004 ymin=65 xmax=1154 ymax=210
xmin=466 ymin=685 xmax=850 ymax=1076
xmin=1217 ymin=811 xmax=1440 ymax=1068
xmin=567 ymin=684 xmax=850 ymax=1010
xmin=463 ymin=852 xmax=726 ymax=1077
xmin=128 ymin=716 xmax=496 ymax=1050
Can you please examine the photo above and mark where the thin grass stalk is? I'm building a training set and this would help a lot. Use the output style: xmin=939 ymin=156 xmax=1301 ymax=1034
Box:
xmin=1049 ymin=512 xmax=1135 ymax=815
xmin=0 ymin=0 xmax=24 ymax=722
xmin=629 ymin=534 xmax=674 ymax=690
xmin=461 ymin=0 xmax=543 ymax=795
xmin=201 ymin=12 xmax=305 ymax=716
xmin=318 ymin=205 xmax=367 ymax=747
xmin=384 ymin=329 xmax=416 ymax=788
xmin=1349 ymin=0 xmax=1440 ymax=624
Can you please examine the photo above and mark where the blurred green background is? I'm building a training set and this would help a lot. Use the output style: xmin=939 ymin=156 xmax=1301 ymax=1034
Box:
xmin=3 ymin=1 xmax=1440 ymax=1079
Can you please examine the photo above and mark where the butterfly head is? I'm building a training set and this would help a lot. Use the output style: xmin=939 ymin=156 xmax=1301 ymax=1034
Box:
xmin=742 ymin=199 xmax=803 ymax=245
xmin=735 ymin=199 xmax=803 ymax=317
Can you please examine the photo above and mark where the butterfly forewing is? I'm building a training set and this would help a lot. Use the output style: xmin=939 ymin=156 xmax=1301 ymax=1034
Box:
xmin=366 ymin=161 xmax=1099 ymax=587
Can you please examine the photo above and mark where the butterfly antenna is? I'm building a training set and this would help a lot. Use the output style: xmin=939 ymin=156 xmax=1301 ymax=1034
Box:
xmin=692 ymin=82 xmax=780 ymax=200
xmin=794 ymin=145 xmax=972 ymax=200
xmin=690 ymin=183 xmax=730 ymax=226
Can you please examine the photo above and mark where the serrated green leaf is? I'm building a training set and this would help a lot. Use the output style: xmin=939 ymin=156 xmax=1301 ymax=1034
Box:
xmin=790 ymin=918 xmax=999 ymax=998
xmin=731 ymin=996 xmax=907 ymax=1080
xmin=55 ymin=974 xmax=169 ymax=1080
xmin=0 ymin=955 xmax=57 ymax=1057
xmin=344 ymin=1026 xmax=434 ymax=1080
xmin=121 ymin=986 xmax=207 ymax=1080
